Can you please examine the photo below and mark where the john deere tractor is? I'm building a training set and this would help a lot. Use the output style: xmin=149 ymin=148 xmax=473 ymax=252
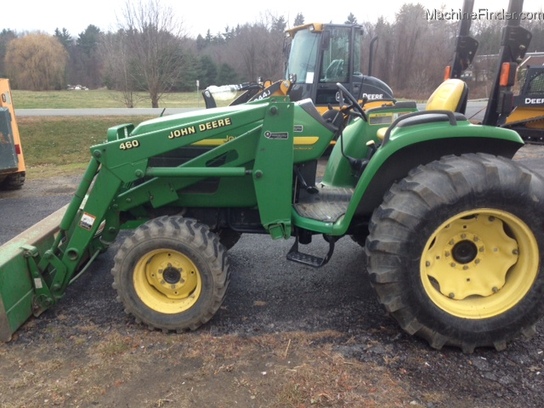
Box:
xmin=1 ymin=78 xmax=544 ymax=353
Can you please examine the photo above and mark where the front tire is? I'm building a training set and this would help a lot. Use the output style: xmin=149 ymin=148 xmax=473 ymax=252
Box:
xmin=365 ymin=154 xmax=544 ymax=352
xmin=112 ymin=216 xmax=229 ymax=332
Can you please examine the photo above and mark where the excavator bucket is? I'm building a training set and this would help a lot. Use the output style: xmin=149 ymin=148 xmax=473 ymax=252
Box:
xmin=0 ymin=205 xmax=66 ymax=341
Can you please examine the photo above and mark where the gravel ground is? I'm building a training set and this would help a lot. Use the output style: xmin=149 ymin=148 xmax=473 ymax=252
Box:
xmin=1 ymin=145 xmax=544 ymax=407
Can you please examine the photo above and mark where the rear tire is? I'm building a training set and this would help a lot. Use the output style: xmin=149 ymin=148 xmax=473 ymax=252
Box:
xmin=365 ymin=154 xmax=544 ymax=352
xmin=112 ymin=216 xmax=229 ymax=332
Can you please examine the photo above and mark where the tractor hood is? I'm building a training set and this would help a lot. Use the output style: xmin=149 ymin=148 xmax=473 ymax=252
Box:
xmin=130 ymin=101 xmax=270 ymax=139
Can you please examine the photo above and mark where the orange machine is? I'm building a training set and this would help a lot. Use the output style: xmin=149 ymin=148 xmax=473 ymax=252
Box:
xmin=0 ymin=78 xmax=25 ymax=189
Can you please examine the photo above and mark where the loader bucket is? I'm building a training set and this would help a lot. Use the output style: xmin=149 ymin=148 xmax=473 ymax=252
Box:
xmin=0 ymin=204 xmax=67 ymax=341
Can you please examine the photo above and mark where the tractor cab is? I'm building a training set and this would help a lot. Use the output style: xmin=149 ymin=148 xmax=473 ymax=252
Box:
xmin=203 ymin=23 xmax=395 ymax=115
xmin=285 ymin=23 xmax=394 ymax=112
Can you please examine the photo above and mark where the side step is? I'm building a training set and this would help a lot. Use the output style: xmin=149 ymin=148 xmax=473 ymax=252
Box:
xmin=286 ymin=236 xmax=335 ymax=268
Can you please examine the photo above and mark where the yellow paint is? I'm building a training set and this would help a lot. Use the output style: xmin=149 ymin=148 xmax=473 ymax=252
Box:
xmin=192 ymin=136 xmax=320 ymax=147
xmin=0 ymin=78 xmax=26 ymax=173
xmin=133 ymin=249 xmax=202 ymax=314
xmin=420 ymin=209 xmax=538 ymax=319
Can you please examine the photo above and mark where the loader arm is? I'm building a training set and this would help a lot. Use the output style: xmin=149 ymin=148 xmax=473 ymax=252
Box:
xmin=0 ymin=97 xmax=305 ymax=341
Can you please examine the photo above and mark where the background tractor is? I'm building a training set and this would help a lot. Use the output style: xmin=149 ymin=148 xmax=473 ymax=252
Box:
xmin=202 ymin=23 xmax=412 ymax=156
xmin=445 ymin=0 xmax=544 ymax=143
xmin=203 ymin=23 xmax=397 ymax=113
xmin=502 ymin=65 xmax=544 ymax=142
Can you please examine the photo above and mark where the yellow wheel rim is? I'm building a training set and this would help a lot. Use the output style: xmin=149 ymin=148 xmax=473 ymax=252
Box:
xmin=133 ymin=249 xmax=202 ymax=314
xmin=421 ymin=209 xmax=539 ymax=319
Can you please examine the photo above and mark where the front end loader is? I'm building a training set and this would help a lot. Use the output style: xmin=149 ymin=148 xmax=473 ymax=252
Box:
xmin=2 ymin=80 xmax=544 ymax=353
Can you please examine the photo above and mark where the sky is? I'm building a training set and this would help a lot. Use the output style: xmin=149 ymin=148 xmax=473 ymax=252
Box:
xmin=4 ymin=0 xmax=544 ymax=39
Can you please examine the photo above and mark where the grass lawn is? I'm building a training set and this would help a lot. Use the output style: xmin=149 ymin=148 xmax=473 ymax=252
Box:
xmin=18 ymin=115 xmax=155 ymax=179
xmin=12 ymin=89 xmax=204 ymax=109
xmin=11 ymin=89 xmax=210 ymax=179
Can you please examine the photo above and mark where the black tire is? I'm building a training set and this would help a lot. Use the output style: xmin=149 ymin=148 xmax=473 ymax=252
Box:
xmin=112 ymin=215 xmax=230 ymax=332
xmin=215 ymin=228 xmax=241 ymax=250
xmin=350 ymin=224 xmax=370 ymax=248
xmin=365 ymin=153 xmax=544 ymax=352
xmin=0 ymin=171 xmax=25 ymax=190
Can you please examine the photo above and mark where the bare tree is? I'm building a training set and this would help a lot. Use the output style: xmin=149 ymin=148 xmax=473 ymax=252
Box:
xmin=115 ymin=0 xmax=187 ymax=107
xmin=207 ymin=14 xmax=287 ymax=85
xmin=261 ymin=14 xmax=288 ymax=81
xmin=230 ymin=24 xmax=266 ymax=82
xmin=369 ymin=4 xmax=451 ymax=97
xmin=391 ymin=4 xmax=425 ymax=92
xmin=101 ymin=31 xmax=139 ymax=107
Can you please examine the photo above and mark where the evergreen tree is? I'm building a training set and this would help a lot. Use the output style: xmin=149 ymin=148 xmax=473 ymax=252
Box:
xmin=199 ymin=55 xmax=218 ymax=87
xmin=54 ymin=28 xmax=73 ymax=49
xmin=216 ymin=63 xmax=238 ymax=85
xmin=345 ymin=13 xmax=358 ymax=25
xmin=77 ymin=25 xmax=102 ymax=56
xmin=294 ymin=13 xmax=305 ymax=27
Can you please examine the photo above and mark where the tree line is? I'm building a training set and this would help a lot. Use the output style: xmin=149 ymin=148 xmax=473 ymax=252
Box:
xmin=1 ymin=1 xmax=544 ymax=107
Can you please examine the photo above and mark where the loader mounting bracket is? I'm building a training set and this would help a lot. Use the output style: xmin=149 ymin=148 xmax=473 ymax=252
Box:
xmin=21 ymin=245 xmax=55 ymax=315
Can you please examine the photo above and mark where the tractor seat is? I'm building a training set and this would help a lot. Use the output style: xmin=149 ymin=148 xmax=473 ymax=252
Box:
xmin=376 ymin=79 xmax=468 ymax=142
xmin=426 ymin=78 xmax=468 ymax=112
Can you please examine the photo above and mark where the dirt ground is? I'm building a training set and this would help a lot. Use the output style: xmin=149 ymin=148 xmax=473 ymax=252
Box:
xmin=1 ymin=147 xmax=544 ymax=407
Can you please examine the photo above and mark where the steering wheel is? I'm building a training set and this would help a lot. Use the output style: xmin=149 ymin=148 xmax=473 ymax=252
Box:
xmin=336 ymin=82 xmax=366 ymax=120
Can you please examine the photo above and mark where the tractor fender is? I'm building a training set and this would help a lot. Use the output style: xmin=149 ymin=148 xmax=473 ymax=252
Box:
xmin=352 ymin=134 xmax=523 ymax=218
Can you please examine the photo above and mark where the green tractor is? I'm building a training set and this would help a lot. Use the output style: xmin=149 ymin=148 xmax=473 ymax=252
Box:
xmin=1 ymin=80 xmax=544 ymax=353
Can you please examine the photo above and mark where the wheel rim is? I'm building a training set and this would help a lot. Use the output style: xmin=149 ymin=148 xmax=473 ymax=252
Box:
xmin=421 ymin=209 xmax=539 ymax=319
xmin=133 ymin=249 xmax=202 ymax=314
